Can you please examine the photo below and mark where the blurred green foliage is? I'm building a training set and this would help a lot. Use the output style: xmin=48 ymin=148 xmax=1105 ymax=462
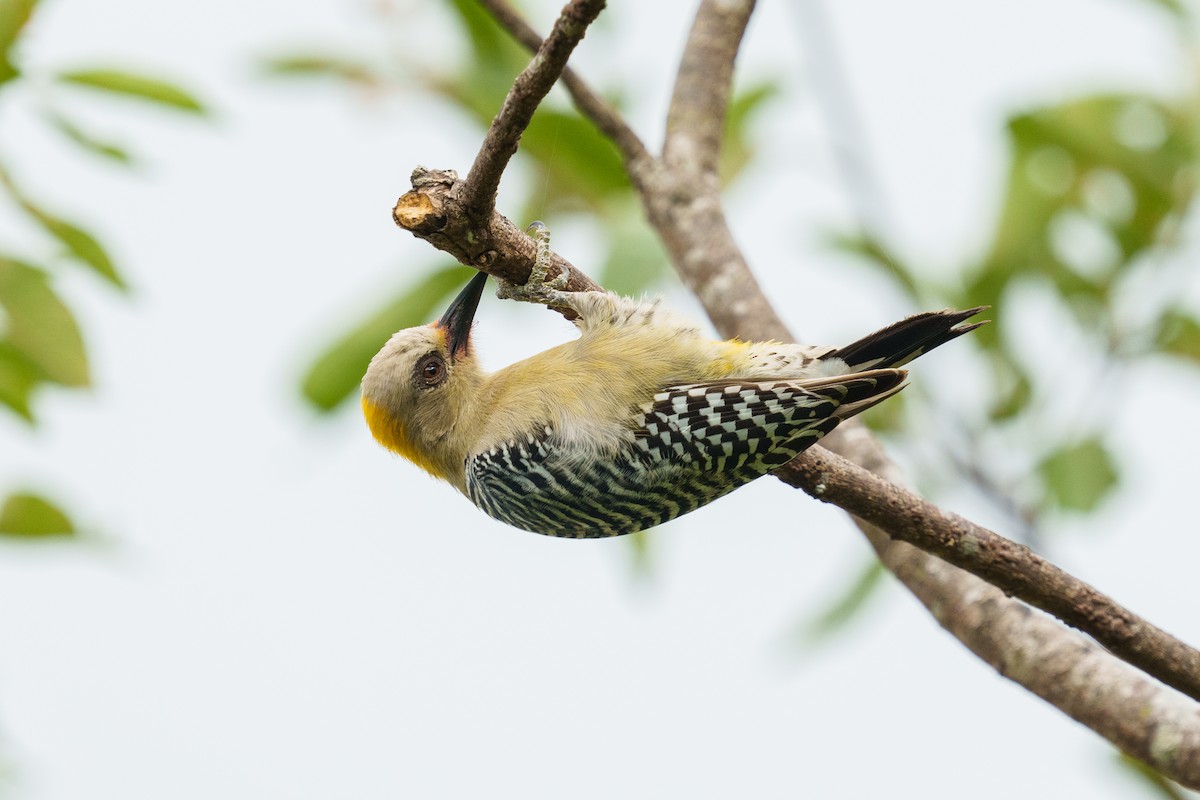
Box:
xmin=842 ymin=90 xmax=1198 ymax=531
xmin=795 ymin=559 xmax=887 ymax=645
xmin=0 ymin=491 xmax=74 ymax=537
xmin=0 ymin=1 xmax=36 ymax=83
xmin=56 ymin=68 xmax=205 ymax=113
xmin=302 ymin=265 xmax=476 ymax=411
xmin=0 ymin=258 xmax=89 ymax=414
xmin=1038 ymin=437 xmax=1120 ymax=513
xmin=1156 ymin=308 xmax=1200 ymax=361
xmin=0 ymin=0 xmax=205 ymax=538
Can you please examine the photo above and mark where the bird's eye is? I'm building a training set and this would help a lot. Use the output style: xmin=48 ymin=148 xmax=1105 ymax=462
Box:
xmin=416 ymin=354 xmax=447 ymax=387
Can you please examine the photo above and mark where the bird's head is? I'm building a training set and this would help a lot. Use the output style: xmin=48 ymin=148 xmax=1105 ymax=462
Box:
xmin=361 ymin=270 xmax=488 ymax=485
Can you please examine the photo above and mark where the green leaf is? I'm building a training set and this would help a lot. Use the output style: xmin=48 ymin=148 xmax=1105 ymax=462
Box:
xmin=982 ymin=94 xmax=1195 ymax=305
xmin=625 ymin=529 xmax=654 ymax=581
xmin=1155 ymin=310 xmax=1200 ymax=363
xmin=0 ymin=258 xmax=89 ymax=388
xmin=0 ymin=491 xmax=75 ymax=537
xmin=521 ymin=108 xmax=630 ymax=208
xmin=829 ymin=231 xmax=924 ymax=303
xmin=57 ymin=68 xmax=206 ymax=114
xmin=0 ymin=167 xmax=126 ymax=286
xmin=44 ymin=110 xmax=134 ymax=165
xmin=29 ymin=211 xmax=125 ymax=288
xmin=598 ymin=218 xmax=670 ymax=296
xmin=260 ymin=53 xmax=382 ymax=87
xmin=435 ymin=0 xmax=633 ymax=212
xmin=988 ymin=354 xmax=1033 ymax=422
xmin=446 ymin=0 xmax=529 ymax=77
xmin=0 ymin=0 xmax=37 ymax=84
xmin=800 ymin=559 xmax=887 ymax=644
xmin=0 ymin=341 xmax=40 ymax=420
xmin=721 ymin=81 xmax=778 ymax=185
xmin=859 ymin=383 xmax=907 ymax=433
xmin=301 ymin=265 xmax=474 ymax=411
xmin=430 ymin=0 xmax=528 ymax=125
xmin=1137 ymin=0 xmax=1189 ymax=21
xmin=1037 ymin=437 xmax=1119 ymax=513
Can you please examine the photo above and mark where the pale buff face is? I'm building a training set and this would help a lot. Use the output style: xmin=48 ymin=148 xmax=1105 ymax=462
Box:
xmin=361 ymin=325 xmax=446 ymax=407
xmin=360 ymin=324 xmax=481 ymax=486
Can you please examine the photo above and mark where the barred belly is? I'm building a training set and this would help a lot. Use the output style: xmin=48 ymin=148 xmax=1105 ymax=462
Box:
xmin=465 ymin=447 xmax=748 ymax=538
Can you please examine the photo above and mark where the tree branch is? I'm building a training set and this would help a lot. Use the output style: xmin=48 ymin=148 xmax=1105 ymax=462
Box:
xmin=393 ymin=166 xmax=602 ymax=294
xmin=649 ymin=0 xmax=788 ymax=343
xmin=663 ymin=0 xmax=756 ymax=176
xmin=460 ymin=0 xmax=608 ymax=219
xmin=777 ymin=444 xmax=1200 ymax=704
xmin=856 ymin=508 xmax=1200 ymax=786
xmin=393 ymin=1 xmax=608 ymax=302
xmin=474 ymin=0 xmax=653 ymax=178
xmin=394 ymin=0 xmax=1200 ymax=788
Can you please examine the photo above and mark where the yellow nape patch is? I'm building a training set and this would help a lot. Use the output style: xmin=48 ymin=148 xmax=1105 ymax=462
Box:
xmin=711 ymin=338 xmax=753 ymax=375
xmin=361 ymin=396 xmax=450 ymax=481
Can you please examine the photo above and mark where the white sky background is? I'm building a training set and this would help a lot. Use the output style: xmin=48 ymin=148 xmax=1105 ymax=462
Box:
xmin=1 ymin=0 xmax=1199 ymax=797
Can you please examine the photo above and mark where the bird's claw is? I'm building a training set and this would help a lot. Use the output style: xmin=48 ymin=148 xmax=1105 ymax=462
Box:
xmin=497 ymin=221 xmax=570 ymax=306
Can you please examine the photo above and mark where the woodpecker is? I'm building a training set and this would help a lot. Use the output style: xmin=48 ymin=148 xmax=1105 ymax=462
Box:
xmin=362 ymin=226 xmax=985 ymax=538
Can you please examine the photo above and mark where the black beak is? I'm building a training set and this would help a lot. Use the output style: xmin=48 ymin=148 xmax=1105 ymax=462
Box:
xmin=438 ymin=270 xmax=488 ymax=361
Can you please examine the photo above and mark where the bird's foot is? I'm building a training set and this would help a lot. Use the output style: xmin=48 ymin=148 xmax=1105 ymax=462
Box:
xmin=497 ymin=221 xmax=572 ymax=307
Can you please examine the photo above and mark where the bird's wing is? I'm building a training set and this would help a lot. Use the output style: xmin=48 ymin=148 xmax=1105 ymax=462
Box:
xmin=632 ymin=370 xmax=907 ymax=476
xmin=464 ymin=370 xmax=905 ymax=539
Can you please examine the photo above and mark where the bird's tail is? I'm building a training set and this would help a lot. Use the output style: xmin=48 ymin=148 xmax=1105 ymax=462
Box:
xmin=829 ymin=307 xmax=988 ymax=371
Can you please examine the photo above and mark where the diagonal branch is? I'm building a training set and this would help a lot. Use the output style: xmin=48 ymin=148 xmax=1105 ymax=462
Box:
xmin=649 ymin=0 xmax=787 ymax=343
xmin=460 ymin=0 xmax=608 ymax=219
xmin=663 ymin=0 xmax=757 ymax=175
xmin=778 ymin=444 xmax=1200 ymax=704
xmin=474 ymin=0 xmax=652 ymax=178
xmin=394 ymin=1 xmax=608 ymax=304
xmin=858 ymin=506 xmax=1200 ymax=787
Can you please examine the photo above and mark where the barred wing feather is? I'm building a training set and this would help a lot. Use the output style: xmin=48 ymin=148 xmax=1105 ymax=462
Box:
xmin=465 ymin=370 xmax=905 ymax=538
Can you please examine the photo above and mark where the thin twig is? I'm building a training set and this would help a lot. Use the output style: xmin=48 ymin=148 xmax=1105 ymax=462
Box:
xmin=474 ymin=0 xmax=653 ymax=177
xmin=460 ymin=0 xmax=608 ymax=218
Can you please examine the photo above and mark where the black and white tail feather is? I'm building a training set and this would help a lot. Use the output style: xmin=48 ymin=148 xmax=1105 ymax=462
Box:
xmin=829 ymin=306 xmax=988 ymax=371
